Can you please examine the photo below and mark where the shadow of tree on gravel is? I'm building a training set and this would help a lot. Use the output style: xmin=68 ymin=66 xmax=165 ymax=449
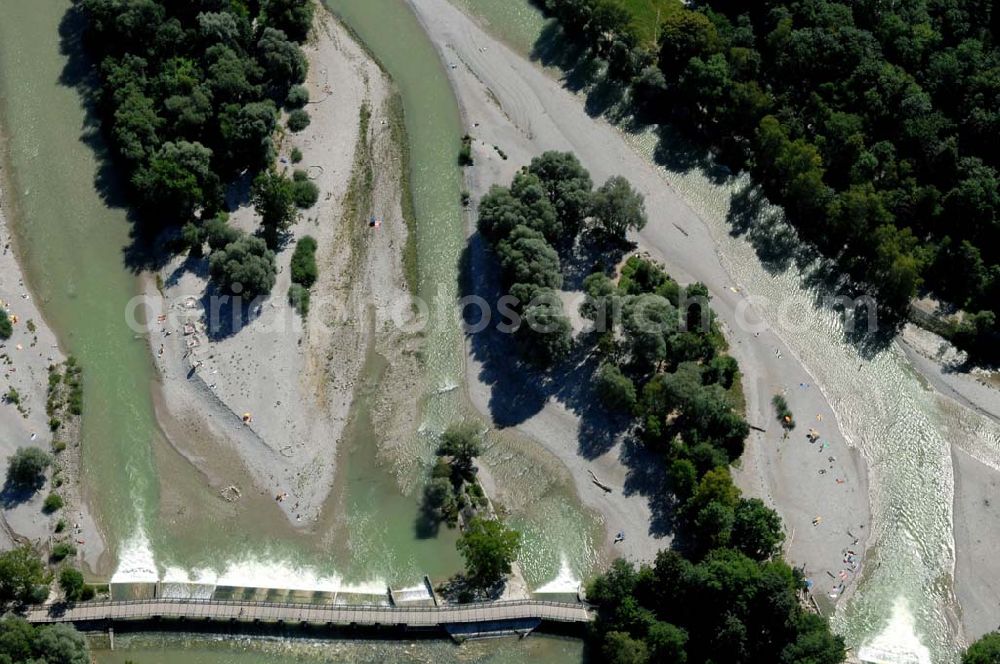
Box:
xmin=0 ymin=479 xmax=41 ymax=509
xmin=461 ymin=236 xmax=678 ymax=542
xmin=724 ymin=179 xmax=900 ymax=359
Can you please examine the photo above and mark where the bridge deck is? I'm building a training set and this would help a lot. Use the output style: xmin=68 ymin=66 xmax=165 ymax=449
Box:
xmin=25 ymin=598 xmax=593 ymax=627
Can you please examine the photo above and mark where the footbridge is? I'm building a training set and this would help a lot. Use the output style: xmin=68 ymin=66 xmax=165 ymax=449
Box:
xmin=25 ymin=598 xmax=594 ymax=639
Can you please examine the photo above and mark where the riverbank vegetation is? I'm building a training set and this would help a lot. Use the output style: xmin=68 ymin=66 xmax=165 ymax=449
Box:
xmin=80 ymin=0 xmax=319 ymax=298
xmin=288 ymin=235 xmax=317 ymax=317
xmin=457 ymin=516 xmax=522 ymax=592
xmin=463 ymin=161 xmax=836 ymax=657
xmin=0 ymin=616 xmax=88 ymax=664
xmin=964 ymin=632 xmax=1000 ymax=663
xmin=470 ymin=149 xmax=838 ymax=657
xmin=534 ymin=0 xmax=999 ymax=364
xmin=477 ymin=151 xmax=647 ymax=364
xmin=0 ymin=543 xmax=96 ymax=608
xmin=582 ymin=255 xmax=843 ymax=662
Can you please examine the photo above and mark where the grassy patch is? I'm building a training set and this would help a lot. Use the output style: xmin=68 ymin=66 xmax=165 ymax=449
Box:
xmin=613 ymin=0 xmax=682 ymax=47
xmin=387 ymin=92 xmax=419 ymax=294
xmin=338 ymin=102 xmax=375 ymax=279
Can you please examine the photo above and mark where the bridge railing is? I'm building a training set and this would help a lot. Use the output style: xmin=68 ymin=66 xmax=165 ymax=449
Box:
xmin=27 ymin=597 xmax=595 ymax=625
xmin=37 ymin=597 xmax=591 ymax=612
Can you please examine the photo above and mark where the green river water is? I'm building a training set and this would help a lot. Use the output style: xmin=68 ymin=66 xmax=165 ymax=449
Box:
xmin=8 ymin=0 xmax=992 ymax=660
xmin=0 ymin=0 xmax=596 ymax=660
xmin=0 ymin=0 xmax=160 ymax=554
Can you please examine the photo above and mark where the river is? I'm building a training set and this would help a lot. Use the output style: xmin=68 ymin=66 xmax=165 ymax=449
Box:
xmin=0 ymin=0 xmax=596 ymax=660
xmin=440 ymin=1 xmax=1000 ymax=661
xmin=6 ymin=0 xmax=995 ymax=660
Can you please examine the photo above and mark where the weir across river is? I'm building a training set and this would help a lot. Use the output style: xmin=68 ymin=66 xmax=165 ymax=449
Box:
xmin=25 ymin=598 xmax=594 ymax=640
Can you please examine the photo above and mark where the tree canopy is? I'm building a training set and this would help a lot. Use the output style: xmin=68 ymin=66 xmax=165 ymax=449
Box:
xmin=591 ymin=175 xmax=648 ymax=239
xmin=252 ymin=169 xmax=297 ymax=247
xmin=438 ymin=422 xmax=483 ymax=481
xmin=5 ymin=448 xmax=52 ymax=493
xmin=0 ymin=616 xmax=88 ymax=664
xmin=537 ymin=0 xmax=1000 ymax=360
xmin=0 ymin=546 xmax=48 ymax=606
xmin=964 ymin=632 xmax=1000 ymax=664
xmin=456 ymin=517 xmax=522 ymax=590
xmin=208 ymin=235 xmax=277 ymax=299
xmin=81 ymin=0 xmax=313 ymax=225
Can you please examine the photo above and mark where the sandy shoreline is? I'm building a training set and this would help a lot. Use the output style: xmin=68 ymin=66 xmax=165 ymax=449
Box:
xmin=415 ymin=0 xmax=1000 ymax=643
xmin=410 ymin=0 xmax=872 ymax=605
xmin=146 ymin=8 xmax=422 ymax=529
xmin=0 ymin=158 xmax=105 ymax=571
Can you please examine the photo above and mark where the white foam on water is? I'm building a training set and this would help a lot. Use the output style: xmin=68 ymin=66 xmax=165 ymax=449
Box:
xmin=215 ymin=558 xmax=385 ymax=595
xmin=393 ymin=583 xmax=431 ymax=603
xmin=159 ymin=566 xmax=218 ymax=599
xmin=161 ymin=566 xmax=218 ymax=586
xmin=857 ymin=598 xmax=932 ymax=664
xmin=533 ymin=554 xmax=580 ymax=594
xmin=110 ymin=530 xmax=159 ymax=583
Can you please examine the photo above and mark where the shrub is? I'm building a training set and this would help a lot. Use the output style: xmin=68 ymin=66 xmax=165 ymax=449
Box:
xmin=291 ymin=178 xmax=319 ymax=208
xmin=4 ymin=387 xmax=20 ymax=405
xmin=58 ymin=567 xmax=84 ymax=602
xmin=285 ymin=85 xmax=309 ymax=109
xmin=0 ymin=309 xmax=11 ymax=340
xmin=772 ymin=394 xmax=795 ymax=431
xmin=286 ymin=109 xmax=310 ymax=132
xmin=54 ymin=519 xmax=66 ymax=533
xmin=209 ymin=235 xmax=277 ymax=299
xmin=49 ymin=418 xmax=61 ymax=432
xmin=51 ymin=441 xmax=66 ymax=454
xmin=290 ymin=147 xmax=303 ymax=163
xmin=5 ymin=448 xmax=51 ymax=492
xmin=0 ymin=546 xmax=47 ymax=604
xmin=458 ymin=134 xmax=473 ymax=166
xmin=43 ymin=493 xmax=64 ymax=514
xmin=288 ymin=284 xmax=310 ymax=317
xmin=290 ymin=236 xmax=318 ymax=287
xmin=50 ymin=543 xmax=76 ymax=562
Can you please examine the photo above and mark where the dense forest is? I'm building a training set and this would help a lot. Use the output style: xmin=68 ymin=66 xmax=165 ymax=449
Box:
xmin=80 ymin=0 xmax=318 ymax=297
xmin=535 ymin=0 xmax=999 ymax=363
xmin=474 ymin=152 xmax=843 ymax=661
